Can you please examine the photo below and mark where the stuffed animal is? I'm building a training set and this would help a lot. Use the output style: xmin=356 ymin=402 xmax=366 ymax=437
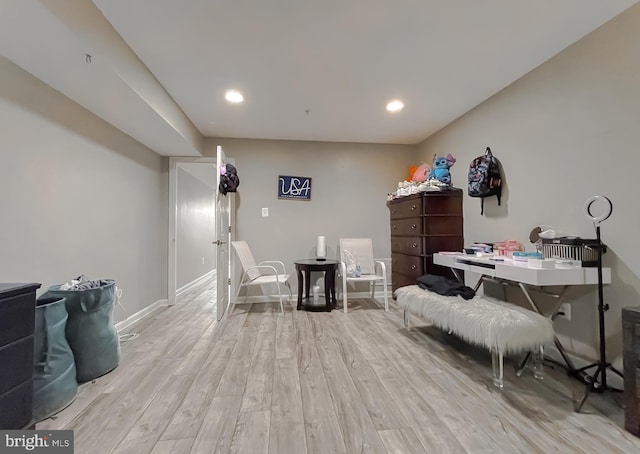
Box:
xmin=407 ymin=165 xmax=418 ymax=182
xmin=428 ymin=153 xmax=456 ymax=185
xmin=411 ymin=162 xmax=431 ymax=183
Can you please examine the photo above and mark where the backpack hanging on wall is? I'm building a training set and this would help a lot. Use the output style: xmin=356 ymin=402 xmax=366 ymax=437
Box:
xmin=468 ymin=147 xmax=502 ymax=215
xmin=219 ymin=164 xmax=240 ymax=195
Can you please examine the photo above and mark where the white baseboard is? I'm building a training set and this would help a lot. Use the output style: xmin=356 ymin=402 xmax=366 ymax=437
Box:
xmin=177 ymin=269 xmax=216 ymax=297
xmin=115 ymin=299 xmax=168 ymax=332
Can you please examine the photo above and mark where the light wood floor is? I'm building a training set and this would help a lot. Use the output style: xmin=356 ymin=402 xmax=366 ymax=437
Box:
xmin=38 ymin=280 xmax=640 ymax=453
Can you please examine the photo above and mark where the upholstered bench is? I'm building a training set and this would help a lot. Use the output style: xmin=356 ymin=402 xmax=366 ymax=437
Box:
xmin=395 ymin=285 xmax=555 ymax=388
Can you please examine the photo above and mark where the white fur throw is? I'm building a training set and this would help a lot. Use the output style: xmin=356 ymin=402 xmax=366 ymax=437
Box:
xmin=395 ymin=285 xmax=555 ymax=354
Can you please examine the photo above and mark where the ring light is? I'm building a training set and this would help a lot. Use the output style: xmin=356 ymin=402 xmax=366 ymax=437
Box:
xmin=584 ymin=195 xmax=612 ymax=224
xmin=576 ymin=194 xmax=621 ymax=410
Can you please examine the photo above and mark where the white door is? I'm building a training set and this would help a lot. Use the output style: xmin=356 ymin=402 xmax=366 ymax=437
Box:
xmin=215 ymin=146 xmax=231 ymax=320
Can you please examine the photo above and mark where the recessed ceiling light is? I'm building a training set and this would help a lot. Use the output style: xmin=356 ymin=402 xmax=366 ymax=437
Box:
xmin=225 ymin=89 xmax=244 ymax=104
xmin=386 ymin=99 xmax=404 ymax=113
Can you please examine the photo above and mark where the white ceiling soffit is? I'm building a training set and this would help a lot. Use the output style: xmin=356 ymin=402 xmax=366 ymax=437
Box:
xmin=1 ymin=1 xmax=638 ymax=149
xmin=0 ymin=0 xmax=203 ymax=157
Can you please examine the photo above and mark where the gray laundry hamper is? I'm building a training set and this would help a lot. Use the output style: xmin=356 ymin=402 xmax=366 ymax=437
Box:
xmin=32 ymin=295 xmax=77 ymax=422
xmin=46 ymin=280 xmax=120 ymax=382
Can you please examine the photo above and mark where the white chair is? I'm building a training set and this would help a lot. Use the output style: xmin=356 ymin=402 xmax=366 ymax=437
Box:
xmin=338 ymin=238 xmax=389 ymax=313
xmin=231 ymin=240 xmax=292 ymax=315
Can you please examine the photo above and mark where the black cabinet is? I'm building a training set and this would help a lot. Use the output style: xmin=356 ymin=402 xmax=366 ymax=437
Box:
xmin=0 ymin=283 xmax=41 ymax=429
xmin=623 ymin=306 xmax=640 ymax=437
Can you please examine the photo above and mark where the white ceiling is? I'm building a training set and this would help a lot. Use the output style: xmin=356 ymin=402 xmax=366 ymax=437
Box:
xmin=0 ymin=0 xmax=637 ymax=156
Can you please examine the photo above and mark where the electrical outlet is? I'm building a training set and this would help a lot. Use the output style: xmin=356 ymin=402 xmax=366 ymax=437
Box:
xmin=262 ymin=207 xmax=269 ymax=217
xmin=202 ymin=257 xmax=205 ymax=265
xmin=558 ymin=303 xmax=571 ymax=321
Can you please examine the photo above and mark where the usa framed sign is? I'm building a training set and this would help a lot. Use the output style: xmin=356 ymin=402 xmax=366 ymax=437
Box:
xmin=278 ymin=175 xmax=312 ymax=200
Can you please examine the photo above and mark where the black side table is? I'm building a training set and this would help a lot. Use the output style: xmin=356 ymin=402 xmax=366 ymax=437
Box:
xmin=294 ymin=259 xmax=339 ymax=312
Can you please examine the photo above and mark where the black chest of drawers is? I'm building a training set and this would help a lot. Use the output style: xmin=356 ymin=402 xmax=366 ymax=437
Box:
xmin=0 ymin=282 xmax=41 ymax=429
xmin=623 ymin=306 xmax=640 ymax=437
xmin=387 ymin=190 xmax=463 ymax=291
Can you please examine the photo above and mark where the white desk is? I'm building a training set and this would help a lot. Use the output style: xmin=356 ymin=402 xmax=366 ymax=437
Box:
xmin=433 ymin=252 xmax=611 ymax=374
xmin=433 ymin=253 xmax=610 ymax=287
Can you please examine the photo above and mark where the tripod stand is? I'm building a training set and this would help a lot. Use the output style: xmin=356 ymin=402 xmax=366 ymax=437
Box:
xmin=574 ymin=221 xmax=623 ymax=412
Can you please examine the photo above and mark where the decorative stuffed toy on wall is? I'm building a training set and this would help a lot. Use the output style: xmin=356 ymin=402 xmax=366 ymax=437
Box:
xmin=428 ymin=153 xmax=456 ymax=185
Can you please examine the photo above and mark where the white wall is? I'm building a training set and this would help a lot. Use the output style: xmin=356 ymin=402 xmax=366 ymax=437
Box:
xmin=0 ymin=56 xmax=168 ymax=323
xmin=204 ymin=138 xmax=415 ymax=294
xmin=417 ymin=4 xmax=640 ymax=371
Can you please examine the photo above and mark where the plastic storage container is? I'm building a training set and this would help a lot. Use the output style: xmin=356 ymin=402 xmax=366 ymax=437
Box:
xmin=495 ymin=240 xmax=525 ymax=257
xmin=511 ymin=251 xmax=543 ymax=262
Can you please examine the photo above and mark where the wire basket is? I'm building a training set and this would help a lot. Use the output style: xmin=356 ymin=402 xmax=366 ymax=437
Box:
xmin=541 ymin=238 xmax=603 ymax=267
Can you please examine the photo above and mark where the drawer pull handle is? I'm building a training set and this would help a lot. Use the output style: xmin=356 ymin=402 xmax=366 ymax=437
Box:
xmin=412 ymin=243 xmax=418 ymax=248
xmin=392 ymin=225 xmax=397 ymax=229
xmin=411 ymin=265 xmax=417 ymax=270
xmin=411 ymin=204 xmax=416 ymax=210
xmin=412 ymin=224 xmax=417 ymax=229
